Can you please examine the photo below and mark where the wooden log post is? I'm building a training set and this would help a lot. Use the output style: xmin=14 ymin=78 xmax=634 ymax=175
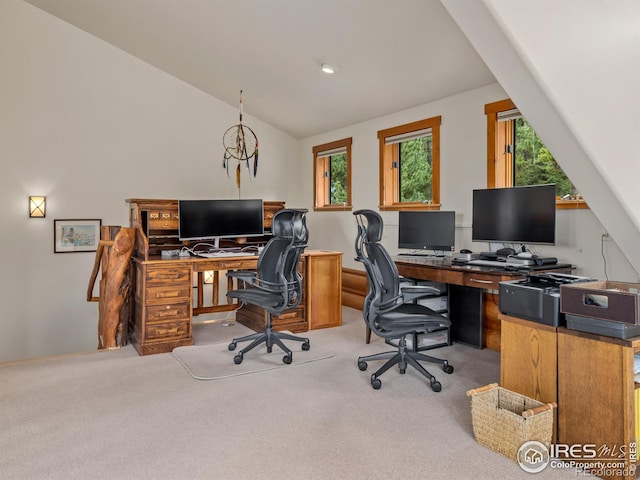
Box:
xmin=87 ymin=226 xmax=136 ymax=349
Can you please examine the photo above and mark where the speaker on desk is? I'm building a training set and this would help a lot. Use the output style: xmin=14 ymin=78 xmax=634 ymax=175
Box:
xmin=535 ymin=257 xmax=558 ymax=266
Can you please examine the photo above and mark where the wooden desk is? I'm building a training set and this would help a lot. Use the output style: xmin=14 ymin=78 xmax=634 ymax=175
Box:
xmin=557 ymin=328 xmax=638 ymax=479
xmin=499 ymin=313 xmax=559 ymax=440
xmin=394 ymin=257 xmax=572 ymax=350
xmin=130 ymin=250 xmax=342 ymax=355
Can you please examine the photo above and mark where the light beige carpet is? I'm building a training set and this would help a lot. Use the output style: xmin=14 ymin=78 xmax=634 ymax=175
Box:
xmin=172 ymin=339 xmax=335 ymax=380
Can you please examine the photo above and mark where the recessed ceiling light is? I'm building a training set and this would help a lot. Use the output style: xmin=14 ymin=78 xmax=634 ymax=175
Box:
xmin=321 ymin=63 xmax=335 ymax=74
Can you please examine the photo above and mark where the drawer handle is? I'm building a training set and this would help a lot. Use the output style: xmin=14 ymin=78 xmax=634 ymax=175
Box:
xmin=157 ymin=309 xmax=179 ymax=317
xmin=468 ymin=278 xmax=494 ymax=284
xmin=155 ymin=273 xmax=183 ymax=280
xmin=221 ymin=262 xmax=243 ymax=268
xmin=157 ymin=327 xmax=179 ymax=335
xmin=157 ymin=292 xmax=180 ymax=298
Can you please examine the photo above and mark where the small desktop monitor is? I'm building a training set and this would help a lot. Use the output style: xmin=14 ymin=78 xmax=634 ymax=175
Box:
xmin=178 ymin=199 xmax=264 ymax=242
xmin=472 ymin=184 xmax=556 ymax=245
xmin=398 ymin=211 xmax=456 ymax=253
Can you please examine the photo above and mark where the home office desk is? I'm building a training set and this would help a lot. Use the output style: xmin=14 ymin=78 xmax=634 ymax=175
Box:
xmin=394 ymin=256 xmax=572 ymax=350
xmin=130 ymin=250 xmax=342 ymax=355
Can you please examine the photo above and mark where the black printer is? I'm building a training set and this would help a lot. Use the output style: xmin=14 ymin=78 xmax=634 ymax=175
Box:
xmin=499 ymin=273 xmax=596 ymax=326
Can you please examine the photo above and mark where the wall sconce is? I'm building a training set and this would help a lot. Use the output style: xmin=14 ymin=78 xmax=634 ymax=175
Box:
xmin=29 ymin=196 xmax=46 ymax=218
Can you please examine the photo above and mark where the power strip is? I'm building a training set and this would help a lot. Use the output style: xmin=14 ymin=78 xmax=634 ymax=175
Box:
xmin=161 ymin=249 xmax=188 ymax=258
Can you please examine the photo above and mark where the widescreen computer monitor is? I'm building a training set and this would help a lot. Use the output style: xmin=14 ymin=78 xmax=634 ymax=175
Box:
xmin=472 ymin=184 xmax=556 ymax=246
xmin=398 ymin=211 xmax=456 ymax=253
xmin=178 ymin=199 xmax=264 ymax=242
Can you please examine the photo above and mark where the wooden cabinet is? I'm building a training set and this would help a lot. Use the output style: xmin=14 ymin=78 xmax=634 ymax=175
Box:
xmin=557 ymin=328 xmax=637 ymax=480
xmin=500 ymin=314 xmax=558 ymax=439
xmin=305 ymin=250 xmax=343 ymax=330
xmin=127 ymin=199 xmax=180 ymax=259
xmin=130 ymin=262 xmax=194 ymax=355
xmin=500 ymin=314 xmax=558 ymax=403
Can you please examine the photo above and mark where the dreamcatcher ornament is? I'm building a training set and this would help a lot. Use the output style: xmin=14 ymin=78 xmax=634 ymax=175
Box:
xmin=223 ymin=90 xmax=259 ymax=196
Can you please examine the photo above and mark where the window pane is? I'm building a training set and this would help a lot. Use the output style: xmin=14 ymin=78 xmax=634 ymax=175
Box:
xmin=329 ymin=153 xmax=347 ymax=204
xmin=514 ymin=118 xmax=578 ymax=197
xmin=399 ymin=137 xmax=432 ymax=202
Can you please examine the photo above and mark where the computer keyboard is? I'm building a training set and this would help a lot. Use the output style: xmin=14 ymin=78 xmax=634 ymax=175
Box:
xmin=196 ymin=251 xmax=255 ymax=258
xmin=466 ymin=259 xmax=523 ymax=268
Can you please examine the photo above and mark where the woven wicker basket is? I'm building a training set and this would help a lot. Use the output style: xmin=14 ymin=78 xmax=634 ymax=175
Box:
xmin=466 ymin=383 xmax=556 ymax=461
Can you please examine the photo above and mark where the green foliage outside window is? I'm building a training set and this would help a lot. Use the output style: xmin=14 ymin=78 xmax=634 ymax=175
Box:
xmin=514 ymin=118 xmax=577 ymax=197
xmin=399 ymin=136 xmax=432 ymax=202
xmin=329 ymin=153 xmax=347 ymax=204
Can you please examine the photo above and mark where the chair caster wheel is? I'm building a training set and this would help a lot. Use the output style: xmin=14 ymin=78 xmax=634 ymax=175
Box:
xmin=371 ymin=375 xmax=382 ymax=390
xmin=228 ymin=342 xmax=236 ymax=351
xmin=358 ymin=360 xmax=368 ymax=371
xmin=443 ymin=363 xmax=454 ymax=374
xmin=234 ymin=353 xmax=243 ymax=364
xmin=430 ymin=380 xmax=442 ymax=392
xmin=267 ymin=346 xmax=273 ymax=353
xmin=301 ymin=341 xmax=310 ymax=351
xmin=399 ymin=367 xmax=406 ymax=374
xmin=283 ymin=353 xmax=292 ymax=364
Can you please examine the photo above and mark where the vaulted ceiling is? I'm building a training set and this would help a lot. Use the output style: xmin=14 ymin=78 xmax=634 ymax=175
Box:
xmin=23 ymin=0 xmax=496 ymax=139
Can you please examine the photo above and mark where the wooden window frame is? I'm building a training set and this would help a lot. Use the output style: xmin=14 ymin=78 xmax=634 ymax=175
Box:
xmin=377 ymin=116 xmax=441 ymax=211
xmin=485 ymin=99 xmax=587 ymax=210
xmin=312 ymin=137 xmax=352 ymax=211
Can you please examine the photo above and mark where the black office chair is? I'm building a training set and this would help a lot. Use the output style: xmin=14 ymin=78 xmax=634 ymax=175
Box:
xmin=353 ymin=209 xmax=453 ymax=391
xmin=227 ymin=209 xmax=310 ymax=364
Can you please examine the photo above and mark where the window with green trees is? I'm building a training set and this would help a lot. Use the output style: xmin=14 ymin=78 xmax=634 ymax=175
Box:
xmin=399 ymin=136 xmax=433 ymax=202
xmin=514 ymin=118 xmax=576 ymax=197
xmin=485 ymin=99 xmax=586 ymax=209
xmin=313 ymin=137 xmax=352 ymax=210
xmin=328 ymin=152 xmax=347 ymax=204
xmin=378 ymin=116 xmax=441 ymax=210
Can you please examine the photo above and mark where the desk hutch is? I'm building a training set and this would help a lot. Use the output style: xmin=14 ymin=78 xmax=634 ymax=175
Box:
xmin=126 ymin=199 xmax=342 ymax=355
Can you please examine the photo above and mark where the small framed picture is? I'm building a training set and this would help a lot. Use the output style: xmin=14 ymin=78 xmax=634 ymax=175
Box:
xmin=54 ymin=219 xmax=102 ymax=253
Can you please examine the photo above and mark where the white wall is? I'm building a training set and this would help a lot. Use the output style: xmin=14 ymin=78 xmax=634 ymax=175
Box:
xmin=0 ymin=0 xmax=301 ymax=362
xmin=442 ymin=0 xmax=640 ymax=275
xmin=300 ymin=83 xmax=637 ymax=283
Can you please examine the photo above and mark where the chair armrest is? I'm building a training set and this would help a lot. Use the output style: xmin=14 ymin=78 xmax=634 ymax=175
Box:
xmin=227 ymin=270 xmax=256 ymax=281
xmin=227 ymin=270 xmax=260 ymax=288
xmin=401 ymin=285 xmax=441 ymax=303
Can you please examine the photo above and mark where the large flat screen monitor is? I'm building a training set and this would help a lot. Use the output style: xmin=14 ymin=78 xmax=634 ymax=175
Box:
xmin=472 ymin=184 xmax=556 ymax=245
xmin=178 ymin=199 xmax=264 ymax=242
xmin=398 ymin=211 xmax=456 ymax=252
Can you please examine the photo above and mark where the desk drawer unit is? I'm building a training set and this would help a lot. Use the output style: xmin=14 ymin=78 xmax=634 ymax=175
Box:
xmin=145 ymin=319 xmax=191 ymax=341
xmin=131 ymin=263 xmax=194 ymax=355
xmin=463 ymin=272 xmax=501 ymax=290
xmin=236 ymin=303 xmax=307 ymax=333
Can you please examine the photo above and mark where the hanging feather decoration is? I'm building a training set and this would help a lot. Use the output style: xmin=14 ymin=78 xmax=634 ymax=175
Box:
xmin=253 ymin=141 xmax=259 ymax=177
xmin=222 ymin=90 xmax=259 ymax=194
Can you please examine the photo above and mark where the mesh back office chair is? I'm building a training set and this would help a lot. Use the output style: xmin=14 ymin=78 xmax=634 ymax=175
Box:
xmin=227 ymin=209 xmax=310 ymax=364
xmin=354 ymin=209 xmax=454 ymax=391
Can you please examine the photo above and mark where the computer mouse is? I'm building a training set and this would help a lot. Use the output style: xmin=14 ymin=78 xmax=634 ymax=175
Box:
xmin=517 ymin=251 xmax=534 ymax=258
xmin=460 ymin=249 xmax=472 ymax=254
